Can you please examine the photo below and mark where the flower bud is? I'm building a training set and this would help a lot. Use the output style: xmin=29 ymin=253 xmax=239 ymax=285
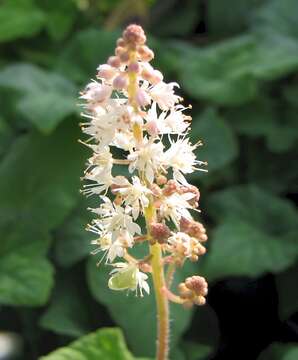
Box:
xmin=138 ymin=45 xmax=154 ymax=62
xmin=150 ymin=222 xmax=171 ymax=244
xmin=123 ymin=24 xmax=146 ymax=45
xmin=97 ymin=64 xmax=116 ymax=80
xmin=113 ymin=74 xmax=128 ymax=90
xmin=107 ymin=56 xmax=121 ymax=68
xmin=146 ymin=120 xmax=159 ymax=137
xmin=128 ymin=62 xmax=140 ymax=73
xmin=135 ymin=88 xmax=151 ymax=107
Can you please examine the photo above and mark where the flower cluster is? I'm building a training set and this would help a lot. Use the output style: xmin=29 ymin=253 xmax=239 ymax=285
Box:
xmin=80 ymin=24 xmax=208 ymax=305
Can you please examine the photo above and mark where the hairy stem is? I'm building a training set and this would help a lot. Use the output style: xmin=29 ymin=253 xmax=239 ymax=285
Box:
xmin=145 ymin=204 xmax=170 ymax=360
xmin=150 ymin=242 xmax=170 ymax=360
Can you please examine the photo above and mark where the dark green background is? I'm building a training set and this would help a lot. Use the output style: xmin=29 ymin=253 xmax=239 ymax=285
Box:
xmin=0 ymin=0 xmax=297 ymax=359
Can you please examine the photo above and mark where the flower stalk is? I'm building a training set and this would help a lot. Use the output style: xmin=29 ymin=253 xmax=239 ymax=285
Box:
xmin=80 ymin=24 xmax=208 ymax=360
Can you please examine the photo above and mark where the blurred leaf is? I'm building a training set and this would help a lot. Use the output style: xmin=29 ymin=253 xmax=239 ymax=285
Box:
xmin=87 ymin=257 xmax=196 ymax=357
xmin=54 ymin=202 xmax=93 ymax=268
xmin=179 ymin=30 xmax=298 ymax=105
xmin=207 ymin=0 xmax=263 ymax=36
xmin=0 ymin=64 xmax=77 ymax=134
xmin=191 ymin=108 xmax=238 ymax=171
xmin=56 ymin=29 xmax=120 ymax=84
xmin=40 ymin=275 xmax=92 ymax=337
xmin=182 ymin=341 xmax=212 ymax=360
xmin=36 ymin=0 xmax=78 ymax=41
xmin=246 ymin=145 xmax=298 ymax=194
xmin=252 ymin=0 xmax=298 ymax=41
xmin=151 ymin=0 xmax=201 ymax=37
xmin=227 ymin=99 xmax=298 ymax=154
xmin=0 ymin=120 xmax=85 ymax=231
xmin=0 ymin=0 xmax=45 ymax=42
xmin=178 ymin=35 xmax=258 ymax=105
xmin=275 ymin=264 xmax=298 ymax=321
xmin=205 ymin=185 xmax=298 ymax=281
xmin=40 ymin=327 xmax=147 ymax=359
xmin=0 ymin=220 xmax=54 ymax=306
xmin=258 ymin=343 xmax=298 ymax=360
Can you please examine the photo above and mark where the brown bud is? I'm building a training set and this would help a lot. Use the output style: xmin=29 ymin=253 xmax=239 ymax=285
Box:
xmin=163 ymin=180 xmax=178 ymax=196
xmin=138 ymin=45 xmax=154 ymax=62
xmin=116 ymin=38 xmax=126 ymax=47
xmin=185 ymin=276 xmax=208 ymax=297
xmin=150 ymin=223 xmax=171 ymax=244
xmin=123 ymin=24 xmax=146 ymax=45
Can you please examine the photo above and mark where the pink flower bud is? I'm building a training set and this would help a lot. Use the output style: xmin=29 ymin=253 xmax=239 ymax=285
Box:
xmin=97 ymin=64 xmax=116 ymax=80
xmin=113 ymin=74 xmax=128 ymax=90
xmin=146 ymin=120 xmax=159 ymax=136
xmin=135 ymin=88 xmax=151 ymax=107
xmin=128 ymin=62 xmax=140 ymax=73
xmin=123 ymin=24 xmax=146 ymax=45
xmin=107 ymin=56 xmax=121 ymax=68
xmin=138 ymin=45 xmax=154 ymax=62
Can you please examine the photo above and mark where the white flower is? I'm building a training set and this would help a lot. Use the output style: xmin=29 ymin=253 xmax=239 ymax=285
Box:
xmin=81 ymin=99 xmax=132 ymax=149
xmin=161 ymin=105 xmax=190 ymax=134
xmin=80 ymin=81 xmax=112 ymax=109
xmin=150 ymin=81 xmax=181 ymax=111
xmin=128 ymin=138 xmax=164 ymax=182
xmin=113 ymin=176 xmax=151 ymax=219
xmin=82 ymin=146 xmax=113 ymax=196
xmin=91 ymin=229 xmax=134 ymax=263
xmin=167 ymin=232 xmax=196 ymax=258
xmin=108 ymin=262 xmax=150 ymax=296
xmin=145 ymin=102 xmax=189 ymax=135
xmin=159 ymin=192 xmax=194 ymax=227
xmin=162 ymin=137 xmax=205 ymax=184
xmin=90 ymin=197 xmax=141 ymax=241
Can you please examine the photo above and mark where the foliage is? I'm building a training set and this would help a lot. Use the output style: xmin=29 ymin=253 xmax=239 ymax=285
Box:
xmin=0 ymin=0 xmax=297 ymax=359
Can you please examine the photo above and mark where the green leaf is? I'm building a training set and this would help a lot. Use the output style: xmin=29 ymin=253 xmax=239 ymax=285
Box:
xmin=258 ymin=343 xmax=298 ymax=360
xmin=0 ymin=120 xmax=85 ymax=231
xmin=87 ymin=257 xmax=196 ymax=358
xmin=191 ymin=108 xmax=238 ymax=171
xmin=0 ymin=64 xmax=77 ymax=134
xmin=0 ymin=219 xmax=54 ymax=306
xmin=227 ymin=99 xmax=298 ymax=153
xmin=275 ymin=264 xmax=298 ymax=321
xmin=40 ymin=274 xmax=92 ymax=337
xmin=40 ymin=327 xmax=144 ymax=359
xmin=207 ymin=0 xmax=262 ymax=36
xmin=252 ymin=0 xmax=298 ymax=41
xmin=0 ymin=0 xmax=45 ymax=42
xmin=182 ymin=341 xmax=212 ymax=360
xmin=37 ymin=0 xmax=78 ymax=41
xmin=54 ymin=202 xmax=93 ymax=268
xmin=204 ymin=185 xmax=298 ymax=281
xmin=179 ymin=30 xmax=298 ymax=105
xmin=178 ymin=35 xmax=259 ymax=105
xmin=56 ymin=29 xmax=120 ymax=84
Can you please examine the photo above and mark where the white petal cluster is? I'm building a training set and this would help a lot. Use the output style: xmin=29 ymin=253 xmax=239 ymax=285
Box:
xmin=80 ymin=24 xmax=207 ymax=297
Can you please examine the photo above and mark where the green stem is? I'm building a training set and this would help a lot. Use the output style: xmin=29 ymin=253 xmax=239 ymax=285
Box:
xmin=150 ymin=242 xmax=170 ymax=360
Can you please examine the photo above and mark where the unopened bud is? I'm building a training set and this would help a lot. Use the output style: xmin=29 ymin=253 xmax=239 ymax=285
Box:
xmin=123 ymin=24 xmax=146 ymax=45
xmin=113 ymin=74 xmax=128 ymax=90
xmin=108 ymin=56 xmax=121 ymax=68
xmin=135 ymin=88 xmax=151 ymax=107
xmin=97 ymin=64 xmax=116 ymax=80
xmin=150 ymin=223 xmax=171 ymax=244
xmin=128 ymin=62 xmax=140 ymax=73
xmin=138 ymin=45 xmax=154 ymax=62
